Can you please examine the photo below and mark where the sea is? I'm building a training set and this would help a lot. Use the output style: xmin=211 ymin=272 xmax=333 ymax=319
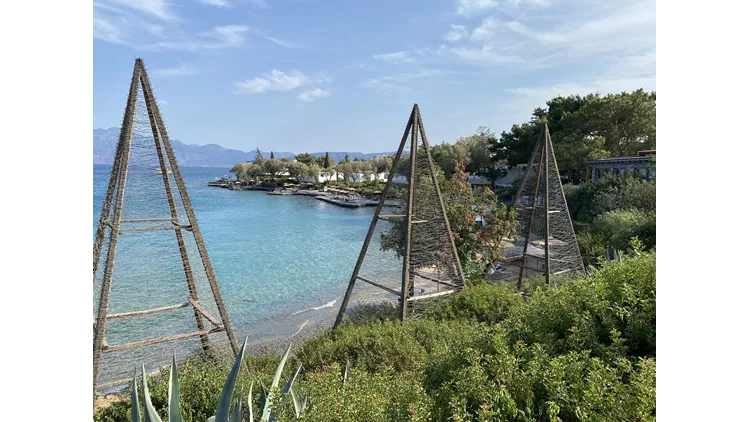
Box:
xmin=93 ymin=165 xmax=402 ymax=359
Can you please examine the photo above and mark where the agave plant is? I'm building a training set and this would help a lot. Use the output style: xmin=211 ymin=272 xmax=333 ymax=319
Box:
xmin=257 ymin=342 xmax=307 ymax=421
xmin=130 ymin=337 xmax=308 ymax=422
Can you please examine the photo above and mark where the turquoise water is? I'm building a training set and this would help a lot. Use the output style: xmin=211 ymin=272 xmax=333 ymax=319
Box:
xmin=93 ymin=165 xmax=401 ymax=345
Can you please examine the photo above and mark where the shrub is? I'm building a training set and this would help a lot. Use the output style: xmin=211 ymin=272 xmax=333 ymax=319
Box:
xmin=424 ymin=283 xmax=523 ymax=325
xmin=272 ymin=365 xmax=433 ymax=421
xmin=590 ymin=209 xmax=656 ymax=252
xmin=565 ymin=174 xmax=655 ymax=220
xmin=296 ymin=319 xmax=486 ymax=374
xmin=502 ymin=252 xmax=656 ymax=360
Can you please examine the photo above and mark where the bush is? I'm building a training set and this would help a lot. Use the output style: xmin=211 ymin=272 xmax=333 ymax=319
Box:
xmin=502 ymin=252 xmax=656 ymax=360
xmin=565 ymin=174 xmax=655 ymax=220
xmin=589 ymin=209 xmax=656 ymax=252
xmin=271 ymin=364 xmax=433 ymax=421
xmin=96 ymin=255 xmax=657 ymax=422
xmin=296 ymin=319 xmax=487 ymax=374
xmin=424 ymin=283 xmax=523 ymax=325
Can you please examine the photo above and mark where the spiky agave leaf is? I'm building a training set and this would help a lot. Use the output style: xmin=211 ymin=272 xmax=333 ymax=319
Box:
xmin=141 ymin=364 xmax=163 ymax=422
xmin=229 ymin=389 xmax=243 ymax=422
xmin=247 ymin=382 xmax=254 ymax=422
xmin=168 ymin=355 xmax=183 ymax=422
xmin=289 ymin=387 xmax=308 ymax=419
xmin=271 ymin=342 xmax=293 ymax=390
xmin=261 ymin=342 xmax=293 ymax=421
xmin=281 ymin=364 xmax=302 ymax=395
xmin=215 ymin=337 xmax=249 ymax=422
xmin=259 ymin=380 xmax=267 ymax=414
xmin=131 ymin=367 xmax=141 ymax=422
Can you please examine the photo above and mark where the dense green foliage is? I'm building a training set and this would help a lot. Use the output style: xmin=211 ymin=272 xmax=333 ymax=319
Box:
xmin=97 ymin=253 xmax=656 ymax=421
xmin=565 ymin=173 xmax=656 ymax=262
xmin=490 ymin=89 xmax=656 ymax=182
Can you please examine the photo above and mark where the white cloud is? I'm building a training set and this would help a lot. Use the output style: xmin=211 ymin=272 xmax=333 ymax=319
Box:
xmin=457 ymin=0 xmax=499 ymax=17
xmin=199 ymin=0 xmax=231 ymax=7
xmin=262 ymin=35 xmax=294 ymax=48
xmin=296 ymin=89 xmax=331 ymax=102
xmin=350 ymin=63 xmax=375 ymax=70
xmin=150 ymin=64 xmax=197 ymax=78
xmin=374 ymin=51 xmax=416 ymax=64
xmin=94 ymin=13 xmax=128 ymax=45
xmin=248 ymin=0 xmax=269 ymax=8
xmin=145 ymin=25 xmax=250 ymax=50
xmin=105 ymin=0 xmax=179 ymax=21
xmin=235 ymin=70 xmax=308 ymax=94
xmin=426 ymin=0 xmax=655 ymax=69
xmin=362 ymin=69 xmax=444 ymax=95
xmin=443 ymin=25 xmax=468 ymax=42
xmin=470 ymin=16 xmax=502 ymax=42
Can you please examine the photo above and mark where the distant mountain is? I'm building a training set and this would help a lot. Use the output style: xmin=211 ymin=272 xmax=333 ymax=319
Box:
xmin=93 ymin=128 xmax=392 ymax=167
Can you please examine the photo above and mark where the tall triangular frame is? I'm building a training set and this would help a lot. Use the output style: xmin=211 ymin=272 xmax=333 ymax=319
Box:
xmin=92 ymin=58 xmax=240 ymax=399
xmin=333 ymin=104 xmax=466 ymax=330
xmin=508 ymin=123 xmax=585 ymax=287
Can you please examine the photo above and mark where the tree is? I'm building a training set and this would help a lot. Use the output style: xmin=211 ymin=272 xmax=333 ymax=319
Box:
xmin=295 ymin=152 xmax=316 ymax=165
xmin=320 ymin=168 xmax=334 ymax=182
xmin=230 ymin=163 xmax=250 ymax=181
xmin=246 ymin=163 xmax=265 ymax=178
xmin=430 ymin=142 xmax=464 ymax=176
xmin=263 ymin=158 xmax=285 ymax=179
xmin=335 ymin=162 xmax=354 ymax=183
xmin=489 ymin=121 xmax=543 ymax=169
xmin=253 ymin=148 xmax=266 ymax=166
xmin=307 ymin=163 xmax=321 ymax=183
xmin=372 ymin=156 xmax=393 ymax=176
xmin=323 ymin=152 xmax=334 ymax=169
xmin=339 ymin=154 xmax=350 ymax=164
xmin=490 ymin=90 xmax=656 ymax=182
xmin=270 ymin=151 xmax=275 ymax=159
xmin=286 ymin=161 xmax=309 ymax=183
xmin=359 ymin=160 xmax=375 ymax=181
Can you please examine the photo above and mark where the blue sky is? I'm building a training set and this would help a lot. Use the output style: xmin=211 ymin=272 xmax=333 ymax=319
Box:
xmin=93 ymin=0 xmax=656 ymax=153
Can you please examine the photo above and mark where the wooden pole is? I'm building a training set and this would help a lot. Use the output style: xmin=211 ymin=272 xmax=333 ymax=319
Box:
xmin=332 ymin=107 xmax=415 ymax=331
xmin=93 ymin=59 xmax=140 ymax=406
xmin=543 ymin=123 xmax=551 ymax=285
xmin=516 ymin=130 xmax=546 ymax=289
xmin=400 ymin=105 xmax=419 ymax=321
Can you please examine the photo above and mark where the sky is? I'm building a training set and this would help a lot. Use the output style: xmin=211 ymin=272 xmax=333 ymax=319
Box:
xmin=93 ymin=0 xmax=656 ymax=153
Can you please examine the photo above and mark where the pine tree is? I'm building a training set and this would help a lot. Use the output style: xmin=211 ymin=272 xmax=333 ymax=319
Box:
xmin=270 ymin=151 xmax=275 ymax=159
xmin=323 ymin=152 xmax=334 ymax=169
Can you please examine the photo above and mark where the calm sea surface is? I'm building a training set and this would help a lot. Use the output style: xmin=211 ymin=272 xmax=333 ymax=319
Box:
xmin=93 ymin=165 xmax=401 ymax=347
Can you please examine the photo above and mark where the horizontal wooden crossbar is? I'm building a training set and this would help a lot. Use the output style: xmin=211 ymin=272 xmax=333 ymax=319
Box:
xmin=376 ymin=215 xmax=427 ymax=224
xmin=407 ymin=289 xmax=455 ymax=302
xmin=188 ymin=298 xmax=221 ymax=327
xmin=120 ymin=218 xmax=177 ymax=223
xmin=356 ymin=275 xmax=400 ymax=296
xmin=414 ymin=272 xmax=460 ymax=288
xmin=106 ymin=302 xmax=190 ymax=319
xmin=102 ymin=327 xmax=224 ymax=353
xmin=119 ymin=225 xmax=191 ymax=232
xmin=377 ymin=214 xmax=406 ymax=220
